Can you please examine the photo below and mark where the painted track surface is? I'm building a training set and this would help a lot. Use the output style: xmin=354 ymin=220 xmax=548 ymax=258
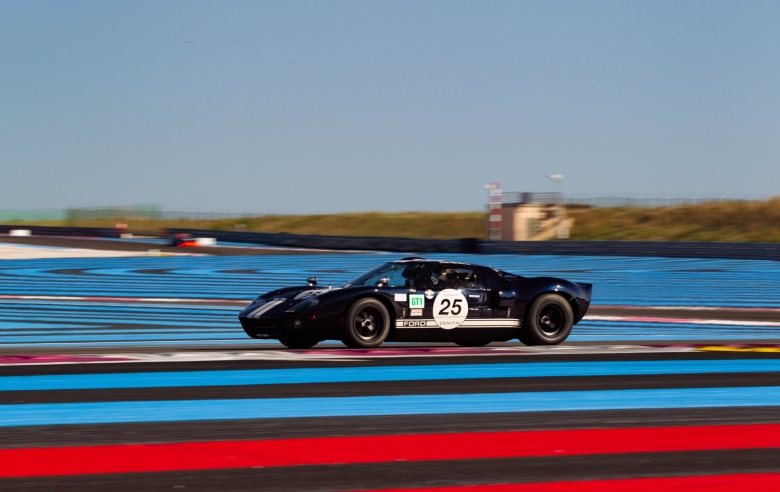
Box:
xmin=1 ymin=252 xmax=779 ymax=349
xmin=2 ymin=252 xmax=780 ymax=306
xmin=1 ymin=252 xmax=779 ymax=490
xmin=1 ymin=350 xmax=779 ymax=490
xmin=2 ymin=298 xmax=780 ymax=349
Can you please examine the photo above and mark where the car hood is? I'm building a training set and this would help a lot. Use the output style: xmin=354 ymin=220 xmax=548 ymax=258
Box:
xmin=239 ymin=285 xmax=341 ymax=317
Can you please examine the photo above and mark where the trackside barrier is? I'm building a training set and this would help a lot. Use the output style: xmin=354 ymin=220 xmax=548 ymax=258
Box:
xmin=0 ymin=225 xmax=121 ymax=238
xmin=3 ymin=224 xmax=777 ymax=260
xmin=478 ymin=240 xmax=780 ymax=261
xmin=167 ymin=228 xmax=780 ymax=261
xmin=167 ymin=228 xmax=477 ymax=254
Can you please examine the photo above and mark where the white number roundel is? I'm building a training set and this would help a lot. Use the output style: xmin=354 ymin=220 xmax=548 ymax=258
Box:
xmin=432 ymin=289 xmax=468 ymax=330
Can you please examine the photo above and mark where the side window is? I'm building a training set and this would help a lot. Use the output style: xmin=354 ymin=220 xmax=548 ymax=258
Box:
xmin=422 ymin=265 xmax=484 ymax=290
xmin=487 ymin=268 xmax=512 ymax=290
xmin=361 ymin=263 xmax=429 ymax=288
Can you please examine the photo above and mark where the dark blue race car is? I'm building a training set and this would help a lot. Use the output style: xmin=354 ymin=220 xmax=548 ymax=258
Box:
xmin=238 ymin=258 xmax=592 ymax=349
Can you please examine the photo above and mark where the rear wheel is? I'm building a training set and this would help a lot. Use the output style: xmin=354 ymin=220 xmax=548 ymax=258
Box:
xmin=519 ymin=294 xmax=574 ymax=346
xmin=341 ymin=298 xmax=391 ymax=348
xmin=278 ymin=333 xmax=319 ymax=349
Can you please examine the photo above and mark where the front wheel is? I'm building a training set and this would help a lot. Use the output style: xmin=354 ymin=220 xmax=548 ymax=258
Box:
xmin=519 ymin=294 xmax=574 ymax=346
xmin=342 ymin=298 xmax=391 ymax=348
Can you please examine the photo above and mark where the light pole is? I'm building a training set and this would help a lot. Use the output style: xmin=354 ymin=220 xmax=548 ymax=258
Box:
xmin=546 ymin=174 xmax=568 ymax=239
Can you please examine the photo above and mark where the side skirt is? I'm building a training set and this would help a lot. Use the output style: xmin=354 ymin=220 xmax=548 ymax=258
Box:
xmin=389 ymin=324 xmax=520 ymax=342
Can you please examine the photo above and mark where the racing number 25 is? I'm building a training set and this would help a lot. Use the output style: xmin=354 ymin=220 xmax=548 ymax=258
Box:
xmin=438 ymin=299 xmax=463 ymax=316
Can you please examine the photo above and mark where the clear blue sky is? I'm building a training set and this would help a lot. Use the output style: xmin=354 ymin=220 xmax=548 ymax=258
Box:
xmin=2 ymin=1 xmax=779 ymax=213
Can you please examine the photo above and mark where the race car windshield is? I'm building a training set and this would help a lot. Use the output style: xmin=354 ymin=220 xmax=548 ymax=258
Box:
xmin=343 ymin=262 xmax=429 ymax=288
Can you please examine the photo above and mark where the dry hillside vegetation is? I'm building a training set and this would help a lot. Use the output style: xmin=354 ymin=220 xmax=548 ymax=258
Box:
xmin=10 ymin=198 xmax=780 ymax=242
xmin=568 ymin=198 xmax=780 ymax=242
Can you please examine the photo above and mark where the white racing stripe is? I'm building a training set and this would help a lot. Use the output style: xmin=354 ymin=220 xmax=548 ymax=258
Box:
xmin=249 ymin=299 xmax=286 ymax=318
xmin=246 ymin=305 xmax=269 ymax=318
xmin=396 ymin=319 xmax=520 ymax=328
xmin=460 ymin=319 xmax=520 ymax=327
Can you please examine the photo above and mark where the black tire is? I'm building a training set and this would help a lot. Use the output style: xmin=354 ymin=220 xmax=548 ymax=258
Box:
xmin=341 ymin=298 xmax=391 ymax=348
xmin=454 ymin=340 xmax=491 ymax=347
xmin=278 ymin=333 xmax=319 ymax=349
xmin=519 ymin=294 xmax=574 ymax=346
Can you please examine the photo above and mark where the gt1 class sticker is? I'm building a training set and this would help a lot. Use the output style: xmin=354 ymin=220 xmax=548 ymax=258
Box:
xmin=425 ymin=289 xmax=435 ymax=299
xmin=432 ymin=289 xmax=468 ymax=329
xmin=408 ymin=294 xmax=425 ymax=309
xmin=394 ymin=293 xmax=407 ymax=302
xmin=410 ymin=308 xmax=423 ymax=316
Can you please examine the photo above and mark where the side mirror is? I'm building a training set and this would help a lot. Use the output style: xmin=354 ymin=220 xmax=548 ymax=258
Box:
xmin=307 ymin=277 xmax=317 ymax=286
xmin=376 ymin=277 xmax=389 ymax=287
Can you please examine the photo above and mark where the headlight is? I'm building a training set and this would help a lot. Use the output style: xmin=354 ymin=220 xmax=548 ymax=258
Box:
xmin=285 ymin=297 xmax=319 ymax=313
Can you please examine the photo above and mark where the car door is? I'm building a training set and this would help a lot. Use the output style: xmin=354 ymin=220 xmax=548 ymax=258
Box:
xmin=418 ymin=263 xmax=487 ymax=326
xmin=369 ymin=262 xmax=431 ymax=320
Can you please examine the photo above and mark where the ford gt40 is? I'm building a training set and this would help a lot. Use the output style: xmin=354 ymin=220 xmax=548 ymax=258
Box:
xmin=238 ymin=258 xmax=592 ymax=349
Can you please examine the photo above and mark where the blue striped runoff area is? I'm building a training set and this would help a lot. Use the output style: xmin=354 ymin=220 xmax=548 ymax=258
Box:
xmin=1 ymin=299 xmax=778 ymax=347
xmin=1 ymin=253 xmax=779 ymax=346
xmin=2 ymin=386 xmax=780 ymax=427
xmin=4 ymin=360 xmax=780 ymax=391
xmin=2 ymin=253 xmax=780 ymax=307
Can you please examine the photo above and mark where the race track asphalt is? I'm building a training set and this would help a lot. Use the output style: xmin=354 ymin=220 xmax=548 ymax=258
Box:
xmin=0 ymin=349 xmax=779 ymax=491
xmin=0 ymin=246 xmax=779 ymax=490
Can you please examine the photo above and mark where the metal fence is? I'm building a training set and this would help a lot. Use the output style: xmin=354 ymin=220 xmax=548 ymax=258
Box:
xmin=0 ymin=210 xmax=67 ymax=223
xmin=563 ymin=194 xmax=772 ymax=208
xmin=500 ymin=193 xmax=773 ymax=208
xmin=67 ymin=205 xmax=163 ymax=222
xmin=0 ymin=195 xmax=774 ymax=224
xmin=501 ymin=192 xmax=560 ymax=205
xmin=0 ymin=207 xmax=253 ymax=225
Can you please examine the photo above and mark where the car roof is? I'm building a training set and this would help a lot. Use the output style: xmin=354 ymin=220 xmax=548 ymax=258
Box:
xmin=393 ymin=258 xmax=476 ymax=267
xmin=390 ymin=259 xmax=516 ymax=277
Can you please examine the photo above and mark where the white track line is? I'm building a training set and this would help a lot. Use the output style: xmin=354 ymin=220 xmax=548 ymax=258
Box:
xmin=585 ymin=315 xmax=780 ymax=327
xmin=597 ymin=305 xmax=780 ymax=313
xmin=0 ymin=345 xmax=697 ymax=366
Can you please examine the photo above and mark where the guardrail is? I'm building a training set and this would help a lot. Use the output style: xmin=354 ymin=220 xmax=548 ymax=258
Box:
xmin=478 ymin=240 xmax=780 ymax=261
xmin=168 ymin=228 xmax=780 ymax=261
xmin=2 ymin=224 xmax=778 ymax=261
xmin=0 ymin=225 xmax=121 ymax=238
xmin=167 ymin=228 xmax=479 ymax=254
